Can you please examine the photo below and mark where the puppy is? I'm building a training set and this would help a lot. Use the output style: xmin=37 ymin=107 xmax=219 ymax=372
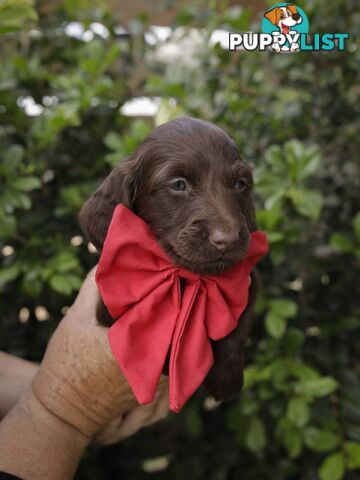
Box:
xmin=264 ymin=4 xmax=303 ymax=52
xmin=80 ymin=117 xmax=259 ymax=401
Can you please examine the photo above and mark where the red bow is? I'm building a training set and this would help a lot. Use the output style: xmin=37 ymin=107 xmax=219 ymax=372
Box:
xmin=96 ymin=205 xmax=268 ymax=412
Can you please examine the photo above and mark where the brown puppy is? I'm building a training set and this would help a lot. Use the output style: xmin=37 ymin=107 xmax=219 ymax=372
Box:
xmin=80 ymin=117 xmax=259 ymax=401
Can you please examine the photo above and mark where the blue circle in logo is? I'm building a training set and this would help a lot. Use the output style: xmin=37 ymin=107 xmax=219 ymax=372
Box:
xmin=262 ymin=3 xmax=309 ymax=35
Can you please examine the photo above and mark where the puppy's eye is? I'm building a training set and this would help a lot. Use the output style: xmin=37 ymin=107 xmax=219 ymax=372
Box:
xmin=280 ymin=13 xmax=284 ymax=18
xmin=170 ymin=179 xmax=188 ymax=192
xmin=234 ymin=179 xmax=249 ymax=191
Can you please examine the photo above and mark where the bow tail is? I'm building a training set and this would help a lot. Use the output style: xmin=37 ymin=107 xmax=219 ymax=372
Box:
xmin=169 ymin=283 xmax=214 ymax=412
xmin=108 ymin=278 xmax=179 ymax=405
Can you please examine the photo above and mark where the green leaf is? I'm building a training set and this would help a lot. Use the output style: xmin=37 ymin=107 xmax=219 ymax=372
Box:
xmin=243 ymin=365 xmax=265 ymax=389
xmin=290 ymin=189 xmax=324 ymax=220
xmin=290 ymin=362 xmax=320 ymax=380
xmin=60 ymin=186 xmax=85 ymax=210
xmin=245 ymin=416 xmax=266 ymax=453
xmin=267 ymin=232 xmax=284 ymax=243
xmin=286 ymin=398 xmax=310 ymax=428
xmin=222 ymin=6 xmax=251 ymax=31
xmin=303 ymin=428 xmax=340 ymax=452
xmin=285 ymin=328 xmax=305 ymax=354
xmin=239 ymin=397 xmax=260 ymax=416
xmin=299 ymin=150 xmax=321 ymax=181
xmin=65 ymin=274 xmax=82 ymax=290
xmin=13 ymin=176 xmax=41 ymax=191
xmin=264 ymin=144 xmax=285 ymax=172
xmin=5 ymin=190 xmax=32 ymax=210
xmin=0 ymin=0 xmax=38 ymax=35
xmin=330 ymin=233 xmax=354 ymax=253
xmin=270 ymin=299 xmax=298 ymax=319
xmin=265 ymin=188 xmax=286 ymax=210
xmin=256 ymin=206 xmax=283 ymax=231
xmin=284 ymin=139 xmax=307 ymax=183
xmin=49 ymin=274 xmax=74 ymax=295
xmin=319 ymin=452 xmax=345 ymax=480
xmin=0 ymin=263 xmax=20 ymax=284
xmin=0 ymin=215 xmax=16 ymax=237
xmin=352 ymin=212 xmax=360 ymax=242
xmin=271 ymin=359 xmax=289 ymax=389
xmin=104 ymin=131 xmax=123 ymax=151
xmin=344 ymin=441 xmax=360 ymax=470
xmin=226 ymin=403 xmax=249 ymax=433
xmin=283 ymin=428 xmax=303 ymax=458
xmin=296 ymin=377 xmax=338 ymax=397
xmin=2 ymin=144 xmax=24 ymax=167
xmin=22 ymin=275 xmax=42 ymax=297
xmin=51 ymin=252 xmax=79 ymax=273
xmin=265 ymin=311 xmax=286 ymax=338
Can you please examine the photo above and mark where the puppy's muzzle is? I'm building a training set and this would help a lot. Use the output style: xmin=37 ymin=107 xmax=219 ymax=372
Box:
xmin=209 ymin=228 xmax=239 ymax=252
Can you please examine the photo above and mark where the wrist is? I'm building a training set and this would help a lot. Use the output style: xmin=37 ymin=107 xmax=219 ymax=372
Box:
xmin=31 ymin=314 xmax=137 ymax=438
xmin=0 ymin=389 xmax=89 ymax=480
xmin=26 ymin=386 xmax=91 ymax=446
xmin=32 ymin=363 xmax=104 ymax=437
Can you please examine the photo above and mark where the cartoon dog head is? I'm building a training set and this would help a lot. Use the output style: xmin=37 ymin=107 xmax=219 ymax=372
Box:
xmin=264 ymin=4 xmax=302 ymax=34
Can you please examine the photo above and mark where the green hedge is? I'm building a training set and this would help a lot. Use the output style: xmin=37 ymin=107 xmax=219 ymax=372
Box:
xmin=0 ymin=1 xmax=359 ymax=479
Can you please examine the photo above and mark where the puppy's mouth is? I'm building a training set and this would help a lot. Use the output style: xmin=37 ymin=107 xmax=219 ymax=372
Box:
xmin=163 ymin=242 xmax=248 ymax=276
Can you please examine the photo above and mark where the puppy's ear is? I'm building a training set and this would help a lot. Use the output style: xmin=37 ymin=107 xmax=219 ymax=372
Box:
xmin=287 ymin=4 xmax=297 ymax=14
xmin=79 ymin=154 xmax=142 ymax=251
xmin=264 ymin=7 xmax=279 ymax=25
xmin=243 ymin=195 xmax=257 ymax=232
xmin=243 ymin=165 xmax=257 ymax=232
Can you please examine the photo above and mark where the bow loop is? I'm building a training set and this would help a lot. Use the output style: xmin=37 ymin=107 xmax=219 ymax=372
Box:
xmin=204 ymin=281 xmax=239 ymax=340
xmin=108 ymin=276 xmax=179 ymax=404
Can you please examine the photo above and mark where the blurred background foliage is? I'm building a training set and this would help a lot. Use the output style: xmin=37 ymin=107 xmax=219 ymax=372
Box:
xmin=0 ymin=0 xmax=359 ymax=479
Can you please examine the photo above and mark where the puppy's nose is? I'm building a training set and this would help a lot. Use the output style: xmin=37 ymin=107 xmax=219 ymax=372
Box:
xmin=292 ymin=13 xmax=300 ymax=20
xmin=209 ymin=228 xmax=239 ymax=252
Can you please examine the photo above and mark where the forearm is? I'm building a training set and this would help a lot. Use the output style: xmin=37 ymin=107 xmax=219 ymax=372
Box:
xmin=0 ymin=352 xmax=38 ymax=419
xmin=0 ymin=268 xmax=167 ymax=478
xmin=0 ymin=388 xmax=90 ymax=480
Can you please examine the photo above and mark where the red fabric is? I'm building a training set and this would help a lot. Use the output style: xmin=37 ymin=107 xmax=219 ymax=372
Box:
xmin=96 ymin=204 xmax=268 ymax=412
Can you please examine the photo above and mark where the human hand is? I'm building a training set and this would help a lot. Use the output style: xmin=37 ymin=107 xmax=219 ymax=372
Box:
xmin=0 ymin=350 xmax=169 ymax=445
xmin=32 ymin=267 xmax=168 ymax=439
xmin=0 ymin=269 xmax=168 ymax=479
xmin=93 ymin=387 xmax=169 ymax=444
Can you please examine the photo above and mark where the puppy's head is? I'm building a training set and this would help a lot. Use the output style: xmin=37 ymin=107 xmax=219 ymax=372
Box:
xmin=80 ymin=117 xmax=256 ymax=276
xmin=264 ymin=5 xmax=301 ymax=29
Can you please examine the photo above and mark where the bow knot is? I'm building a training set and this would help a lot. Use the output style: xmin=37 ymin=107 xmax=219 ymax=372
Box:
xmin=178 ymin=267 xmax=201 ymax=283
xmin=96 ymin=205 xmax=268 ymax=412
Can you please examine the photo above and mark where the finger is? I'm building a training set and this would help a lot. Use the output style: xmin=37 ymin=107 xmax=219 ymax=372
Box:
xmin=95 ymin=405 xmax=152 ymax=444
xmin=68 ymin=266 xmax=99 ymax=319
xmin=92 ymin=415 xmax=124 ymax=445
xmin=117 ymin=403 xmax=157 ymax=440
xmin=158 ymin=374 xmax=168 ymax=389
xmin=116 ymin=383 xmax=169 ymax=440
xmin=93 ymin=382 xmax=169 ymax=445
xmin=143 ymin=388 xmax=169 ymax=427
